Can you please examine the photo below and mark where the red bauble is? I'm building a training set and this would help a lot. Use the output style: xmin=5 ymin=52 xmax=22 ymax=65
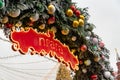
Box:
xmin=91 ymin=74 xmax=98 ymax=80
xmin=48 ymin=16 xmax=55 ymax=24
xmin=5 ymin=23 xmax=13 ymax=28
xmin=70 ymin=5 xmax=76 ymax=12
xmin=79 ymin=60 xmax=83 ymax=65
xmin=80 ymin=45 xmax=87 ymax=52
xmin=75 ymin=10 xmax=81 ymax=17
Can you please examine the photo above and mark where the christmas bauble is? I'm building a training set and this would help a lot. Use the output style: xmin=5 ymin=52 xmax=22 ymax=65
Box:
xmin=104 ymin=71 xmax=111 ymax=78
xmin=70 ymin=5 xmax=76 ymax=12
xmin=30 ymin=13 xmax=39 ymax=22
xmin=79 ymin=19 xmax=84 ymax=26
xmin=7 ymin=8 xmax=20 ymax=18
xmin=82 ymin=68 xmax=87 ymax=73
xmin=84 ymin=59 xmax=91 ymax=66
xmin=39 ymin=24 xmax=45 ymax=30
xmin=92 ymin=38 xmax=98 ymax=44
xmin=79 ymin=60 xmax=83 ymax=65
xmin=0 ymin=0 xmax=5 ymax=9
xmin=0 ymin=16 xmax=8 ymax=23
xmin=99 ymin=41 xmax=105 ymax=48
xmin=80 ymin=44 xmax=87 ymax=52
xmin=48 ymin=4 xmax=56 ymax=14
xmin=71 ymin=36 xmax=77 ymax=41
xmin=15 ymin=21 xmax=22 ymax=27
xmin=5 ymin=23 xmax=13 ymax=28
xmin=80 ymin=15 xmax=85 ymax=20
xmin=51 ymin=26 xmax=57 ymax=33
xmin=91 ymin=74 xmax=98 ymax=80
xmin=75 ymin=10 xmax=81 ymax=17
xmin=66 ymin=9 xmax=73 ymax=17
xmin=73 ymin=20 xmax=79 ymax=27
xmin=94 ymin=56 xmax=100 ymax=62
xmin=61 ymin=28 xmax=69 ymax=35
xmin=48 ymin=16 xmax=55 ymax=24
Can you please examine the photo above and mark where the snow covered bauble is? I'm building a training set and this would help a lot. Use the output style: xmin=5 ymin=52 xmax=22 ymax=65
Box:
xmin=0 ymin=0 xmax=5 ymax=9
xmin=48 ymin=4 xmax=56 ymax=15
xmin=0 ymin=16 xmax=8 ymax=23
xmin=7 ymin=8 xmax=21 ymax=18
xmin=104 ymin=71 xmax=111 ymax=78
xmin=30 ymin=13 xmax=39 ymax=22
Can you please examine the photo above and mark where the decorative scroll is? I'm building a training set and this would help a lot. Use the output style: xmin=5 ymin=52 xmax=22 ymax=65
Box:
xmin=10 ymin=28 xmax=79 ymax=70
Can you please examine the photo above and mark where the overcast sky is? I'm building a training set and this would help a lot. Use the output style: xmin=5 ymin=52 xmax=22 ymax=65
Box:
xmin=0 ymin=0 xmax=120 ymax=80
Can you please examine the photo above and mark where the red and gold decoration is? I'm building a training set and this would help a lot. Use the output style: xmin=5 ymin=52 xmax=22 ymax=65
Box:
xmin=10 ymin=28 xmax=79 ymax=70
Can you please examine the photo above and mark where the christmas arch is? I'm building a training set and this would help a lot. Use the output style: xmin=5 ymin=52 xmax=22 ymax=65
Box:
xmin=0 ymin=0 xmax=115 ymax=80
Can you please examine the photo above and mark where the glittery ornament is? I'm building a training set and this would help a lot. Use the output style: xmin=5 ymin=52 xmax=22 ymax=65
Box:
xmin=61 ymin=28 xmax=69 ymax=35
xmin=30 ymin=13 xmax=39 ymax=22
xmin=104 ymin=71 xmax=111 ymax=78
xmin=15 ymin=21 xmax=22 ymax=27
xmin=0 ymin=16 xmax=8 ymax=23
xmin=48 ymin=4 xmax=56 ymax=14
xmin=71 ymin=36 xmax=77 ymax=41
xmin=7 ymin=8 xmax=20 ymax=18
xmin=84 ymin=59 xmax=91 ymax=66
xmin=39 ymin=24 xmax=45 ymax=30
xmin=51 ymin=26 xmax=57 ymax=33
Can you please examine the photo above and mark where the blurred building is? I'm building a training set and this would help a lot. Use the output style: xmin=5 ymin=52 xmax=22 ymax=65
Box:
xmin=116 ymin=49 xmax=120 ymax=80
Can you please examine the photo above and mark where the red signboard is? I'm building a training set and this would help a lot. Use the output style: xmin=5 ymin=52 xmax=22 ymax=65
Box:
xmin=10 ymin=28 xmax=79 ymax=70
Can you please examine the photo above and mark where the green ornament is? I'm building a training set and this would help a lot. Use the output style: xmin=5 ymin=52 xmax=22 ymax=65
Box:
xmin=0 ymin=0 xmax=5 ymax=9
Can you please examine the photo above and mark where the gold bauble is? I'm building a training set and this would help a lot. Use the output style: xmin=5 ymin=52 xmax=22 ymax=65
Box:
xmin=0 ymin=16 xmax=8 ymax=23
xmin=79 ymin=19 xmax=84 ymax=26
xmin=39 ymin=24 xmax=45 ymax=30
xmin=66 ymin=9 xmax=73 ymax=17
xmin=61 ymin=28 xmax=69 ymax=35
xmin=73 ymin=20 xmax=79 ymax=28
xmin=48 ymin=4 xmax=56 ymax=14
